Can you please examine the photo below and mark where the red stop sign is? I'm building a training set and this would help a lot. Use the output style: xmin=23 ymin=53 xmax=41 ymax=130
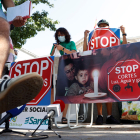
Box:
xmin=88 ymin=28 xmax=120 ymax=50
xmin=108 ymin=59 xmax=140 ymax=101
xmin=9 ymin=57 xmax=53 ymax=105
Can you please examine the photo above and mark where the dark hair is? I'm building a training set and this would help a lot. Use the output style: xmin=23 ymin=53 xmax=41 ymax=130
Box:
xmin=75 ymin=63 xmax=89 ymax=76
xmin=64 ymin=59 xmax=73 ymax=67
xmin=58 ymin=59 xmax=74 ymax=74
xmin=55 ymin=27 xmax=71 ymax=43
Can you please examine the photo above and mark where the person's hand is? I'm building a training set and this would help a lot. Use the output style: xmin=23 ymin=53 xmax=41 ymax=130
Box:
xmin=54 ymin=44 xmax=63 ymax=50
xmin=84 ymin=30 xmax=90 ymax=38
xmin=12 ymin=16 xmax=27 ymax=27
xmin=120 ymin=25 xmax=125 ymax=34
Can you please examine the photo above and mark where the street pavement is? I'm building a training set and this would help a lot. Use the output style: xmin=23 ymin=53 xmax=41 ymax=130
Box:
xmin=0 ymin=124 xmax=140 ymax=140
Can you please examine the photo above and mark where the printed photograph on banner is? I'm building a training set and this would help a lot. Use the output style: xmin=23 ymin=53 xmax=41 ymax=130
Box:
xmin=56 ymin=42 xmax=140 ymax=104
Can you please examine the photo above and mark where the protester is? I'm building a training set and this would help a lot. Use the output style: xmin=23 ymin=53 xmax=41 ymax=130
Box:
xmin=0 ymin=0 xmax=43 ymax=114
xmin=83 ymin=19 xmax=127 ymax=51
xmin=50 ymin=27 xmax=77 ymax=124
xmin=83 ymin=19 xmax=127 ymax=124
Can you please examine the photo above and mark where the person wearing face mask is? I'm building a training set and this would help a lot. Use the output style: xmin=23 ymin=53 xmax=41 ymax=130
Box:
xmin=50 ymin=27 xmax=77 ymax=124
xmin=83 ymin=19 xmax=127 ymax=125
xmin=50 ymin=27 xmax=77 ymax=56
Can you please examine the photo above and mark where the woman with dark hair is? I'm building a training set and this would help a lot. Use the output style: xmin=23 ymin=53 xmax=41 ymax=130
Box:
xmin=50 ymin=27 xmax=77 ymax=124
xmin=50 ymin=27 xmax=77 ymax=56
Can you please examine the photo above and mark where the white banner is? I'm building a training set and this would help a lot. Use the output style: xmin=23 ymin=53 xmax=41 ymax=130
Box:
xmin=1 ymin=106 xmax=48 ymax=130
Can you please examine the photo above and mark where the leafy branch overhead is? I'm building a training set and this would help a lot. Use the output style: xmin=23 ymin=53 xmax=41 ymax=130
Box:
xmin=11 ymin=0 xmax=59 ymax=48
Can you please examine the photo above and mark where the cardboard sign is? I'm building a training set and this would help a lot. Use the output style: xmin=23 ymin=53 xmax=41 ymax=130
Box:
xmin=88 ymin=28 xmax=120 ymax=50
xmin=9 ymin=56 xmax=54 ymax=105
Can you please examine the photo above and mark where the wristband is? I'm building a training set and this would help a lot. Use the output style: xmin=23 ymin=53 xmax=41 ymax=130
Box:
xmin=62 ymin=47 xmax=64 ymax=51
xmin=122 ymin=33 xmax=127 ymax=36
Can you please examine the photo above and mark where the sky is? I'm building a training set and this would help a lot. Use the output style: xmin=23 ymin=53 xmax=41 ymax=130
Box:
xmin=22 ymin=0 xmax=140 ymax=57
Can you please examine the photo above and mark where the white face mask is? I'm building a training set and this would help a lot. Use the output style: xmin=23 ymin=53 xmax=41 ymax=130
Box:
xmin=58 ymin=36 xmax=65 ymax=42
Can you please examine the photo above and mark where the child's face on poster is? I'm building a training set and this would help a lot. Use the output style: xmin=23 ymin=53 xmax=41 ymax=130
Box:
xmin=64 ymin=63 xmax=75 ymax=81
xmin=75 ymin=70 xmax=89 ymax=86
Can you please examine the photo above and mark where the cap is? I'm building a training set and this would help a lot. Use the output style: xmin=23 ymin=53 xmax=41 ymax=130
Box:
xmin=97 ymin=19 xmax=109 ymax=27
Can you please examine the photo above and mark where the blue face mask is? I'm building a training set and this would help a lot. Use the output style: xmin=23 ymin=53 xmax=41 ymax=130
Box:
xmin=58 ymin=36 xmax=65 ymax=42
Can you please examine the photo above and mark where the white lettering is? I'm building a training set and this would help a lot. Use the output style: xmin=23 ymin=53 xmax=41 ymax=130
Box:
xmin=91 ymin=39 xmax=94 ymax=49
xmin=133 ymin=65 xmax=138 ymax=72
xmin=121 ymin=66 xmax=126 ymax=73
xmin=110 ymin=37 xmax=116 ymax=46
xmin=23 ymin=63 xmax=30 ymax=74
xmin=40 ymin=60 xmax=49 ymax=76
xmin=101 ymin=37 xmax=108 ymax=47
xmin=95 ymin=37 xmax=100 ymax=48
xmin=115 ymin=67 xmax=121 ymax=74
xmin=126 ymin=65 xmax=132 ymax=73
xmin=44 ymin=78 xmax=48 ymax=87
xmin=14 ymin=64 xmax=21 ymax=77
xmin=30 ymin=61 xmax=39 ymax=74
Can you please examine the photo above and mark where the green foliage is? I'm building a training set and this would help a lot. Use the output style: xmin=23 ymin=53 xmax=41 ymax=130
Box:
xmin=11 ymin=0 xmax=59 ymax=48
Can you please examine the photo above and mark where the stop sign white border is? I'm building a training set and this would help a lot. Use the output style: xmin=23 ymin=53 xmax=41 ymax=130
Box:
xmin=9 ymin=57 xmax=54 ymax=105
xmin=88 ymin=28 xmax=120 ymax=50
xmin=108 ymin=59 xmax=140 ymax=101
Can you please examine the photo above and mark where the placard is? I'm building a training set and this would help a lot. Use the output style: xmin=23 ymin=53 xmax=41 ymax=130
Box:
xmin=56 ymin=42 xmax=140 ymax=104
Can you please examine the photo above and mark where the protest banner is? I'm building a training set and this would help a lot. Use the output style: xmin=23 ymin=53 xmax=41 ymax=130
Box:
xmin=88 ymin=28 xmax=120 ymax=50
xmin=56 ymin=42 xmax=140 ymax=104
xmin=1 ymin=56 xmax=54 ymax=129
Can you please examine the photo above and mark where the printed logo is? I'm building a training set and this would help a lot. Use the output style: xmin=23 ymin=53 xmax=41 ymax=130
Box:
xmin=10 ymin=116 xmax=17 ymax=122
xmin=9 ymin=116 xmax=22 ymax=127
xmin=24 ymin=117 xmax=48 ymax=125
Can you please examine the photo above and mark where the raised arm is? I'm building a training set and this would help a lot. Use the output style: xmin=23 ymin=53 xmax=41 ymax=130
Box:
xmin=120 ymin=25 xmax=127 ymax=44
xmin=83 ymin=30 xmax=90 ymax=51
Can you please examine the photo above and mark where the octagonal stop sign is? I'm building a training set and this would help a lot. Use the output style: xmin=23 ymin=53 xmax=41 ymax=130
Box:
xmin=108 ymin=59 xmax=140 ymax=101
xmin=88 ymin=28 xmax=120 ymax=50
xmin=9 ymin=57 xmax=54 ymax=105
